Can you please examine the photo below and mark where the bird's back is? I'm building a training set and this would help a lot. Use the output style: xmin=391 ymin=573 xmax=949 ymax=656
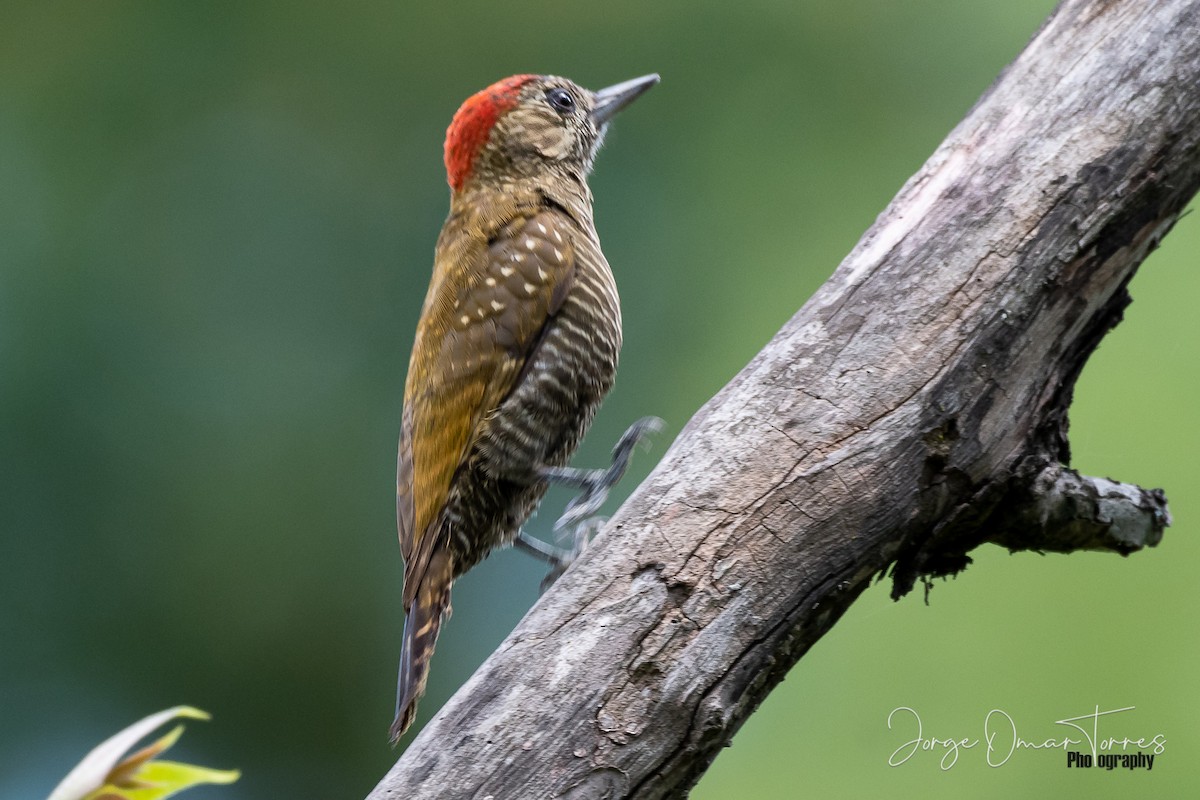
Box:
xmin=390 ymin=71 xmax=654 ymax=742
xmin=398 ymin=187 xmax=621 ymax=590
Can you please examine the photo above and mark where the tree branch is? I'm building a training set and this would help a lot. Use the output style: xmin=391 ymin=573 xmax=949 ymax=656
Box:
xmin=369 ymin=1 xmax=1197 ymax=797
xmin=987 ymin=460 xmax=1171 ymax=555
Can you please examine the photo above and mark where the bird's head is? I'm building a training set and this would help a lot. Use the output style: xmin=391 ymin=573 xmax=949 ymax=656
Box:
xmin=443 ymin=73 xmax=659 ymax=194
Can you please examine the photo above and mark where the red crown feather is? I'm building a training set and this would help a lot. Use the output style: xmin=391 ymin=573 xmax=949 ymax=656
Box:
xmin=443 ymin=74 xmax=537 ymax=192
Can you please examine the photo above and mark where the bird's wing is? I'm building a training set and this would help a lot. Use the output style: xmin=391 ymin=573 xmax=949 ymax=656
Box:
xmin=398 ymin=207 xmax=578 ymax=605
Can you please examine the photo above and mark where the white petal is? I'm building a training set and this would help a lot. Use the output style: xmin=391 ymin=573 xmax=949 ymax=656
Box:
xmin=48 ymin=706 xmax=210 ymax=800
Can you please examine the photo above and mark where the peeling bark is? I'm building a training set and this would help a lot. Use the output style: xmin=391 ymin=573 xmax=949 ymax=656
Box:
xmin=369 ymin=1 xmax=1197 ymax=797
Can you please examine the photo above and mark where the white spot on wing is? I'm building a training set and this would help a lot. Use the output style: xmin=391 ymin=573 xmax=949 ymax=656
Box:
xmin=525 ymin=238 xmax=537 ymax=251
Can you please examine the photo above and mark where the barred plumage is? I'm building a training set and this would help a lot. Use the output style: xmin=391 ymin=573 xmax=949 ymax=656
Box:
xmin=390 ymin=73 xmax=657 ymax=742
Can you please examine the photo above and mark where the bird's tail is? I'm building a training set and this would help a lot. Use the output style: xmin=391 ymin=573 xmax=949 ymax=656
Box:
xmin=390 ymin=549 xmax=453 ymax=744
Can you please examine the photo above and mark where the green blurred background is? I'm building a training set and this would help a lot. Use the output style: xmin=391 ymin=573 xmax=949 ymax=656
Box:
xmin=3 ymin=1 xmax=1196 ymax=798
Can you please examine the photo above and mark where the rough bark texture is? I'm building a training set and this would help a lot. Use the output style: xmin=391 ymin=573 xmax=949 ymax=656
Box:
xmin=370 ymin=1 xmax=1198 ymax=797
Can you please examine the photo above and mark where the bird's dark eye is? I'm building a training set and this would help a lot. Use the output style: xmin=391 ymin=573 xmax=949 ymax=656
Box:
xmin=545 ymin=87 xmax=576 ymax=114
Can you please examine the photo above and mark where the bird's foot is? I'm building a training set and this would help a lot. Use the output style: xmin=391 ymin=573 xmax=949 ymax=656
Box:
xmin=515 ymin=518 xmax=606 ymax=591
xmin=514 ymin=529 xmax=574 ymax=566
xmin=538 ymin=416 xmax=664 ymax=531
xmin=515 ymin=416 xmax=662 ymax=589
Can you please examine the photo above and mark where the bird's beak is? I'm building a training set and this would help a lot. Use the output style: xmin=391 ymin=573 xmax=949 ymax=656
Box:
xmin=591 ymin=74 xmax=660 ymax=126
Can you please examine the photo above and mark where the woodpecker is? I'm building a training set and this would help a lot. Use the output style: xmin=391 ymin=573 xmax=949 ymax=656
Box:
xmin=391 ymin=73 xmax=659 ymax=742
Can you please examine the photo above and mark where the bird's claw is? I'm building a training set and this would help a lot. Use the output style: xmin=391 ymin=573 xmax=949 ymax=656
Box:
xmin=521 ymin=416 xmax=663 ymax=587
xmin=535 ymin=516 xmax=606 ymax=590
xmin=541 ymin=416 xmax=663 ymax=531
xmin=516 ymin=517 xmax=605 ymax=591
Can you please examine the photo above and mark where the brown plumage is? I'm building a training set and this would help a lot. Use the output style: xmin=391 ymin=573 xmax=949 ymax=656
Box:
xmin=391 ymin=73 xmax=658 ymax=741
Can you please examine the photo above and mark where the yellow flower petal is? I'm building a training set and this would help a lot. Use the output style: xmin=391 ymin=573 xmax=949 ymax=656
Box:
xmin=48 ymin=707 xmax=231 ymax=800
